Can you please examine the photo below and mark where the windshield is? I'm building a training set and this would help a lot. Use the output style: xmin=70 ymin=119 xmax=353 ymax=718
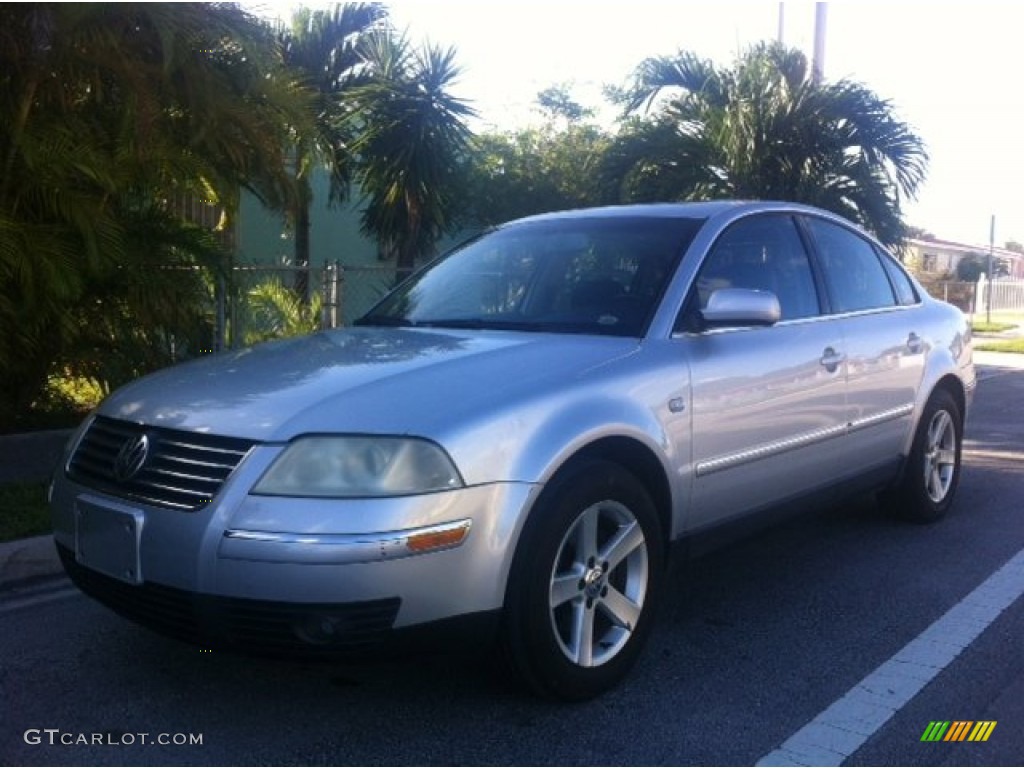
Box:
xmin=359 ymin=216 xmax=704 ymax=337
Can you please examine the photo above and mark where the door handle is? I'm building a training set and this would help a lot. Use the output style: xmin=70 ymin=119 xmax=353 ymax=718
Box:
xmin=820 ymin=347 xmax=845 ymax=373
xmin=907 ymin=332 xmax=924 ymax=354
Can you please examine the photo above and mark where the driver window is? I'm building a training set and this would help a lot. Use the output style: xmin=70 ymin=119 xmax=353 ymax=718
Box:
xmin=689 ymin=214 xmax=821 ymax=324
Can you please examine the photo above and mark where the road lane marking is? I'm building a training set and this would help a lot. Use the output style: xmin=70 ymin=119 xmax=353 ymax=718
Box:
xmin=756 ymin=548 xmax=1024 ymax=766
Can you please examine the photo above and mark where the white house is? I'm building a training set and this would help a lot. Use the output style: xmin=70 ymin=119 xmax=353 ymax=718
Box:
xmin=904 ymin=236 xmax=1024 ymax=279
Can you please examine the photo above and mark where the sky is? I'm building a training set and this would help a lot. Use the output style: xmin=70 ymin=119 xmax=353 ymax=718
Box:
xmin=253 ymin=0 xmax=1024 ymax=248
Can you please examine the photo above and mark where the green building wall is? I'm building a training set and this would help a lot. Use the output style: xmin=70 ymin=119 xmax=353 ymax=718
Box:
xmin=235 ymin=170 xmax=380 ymax=268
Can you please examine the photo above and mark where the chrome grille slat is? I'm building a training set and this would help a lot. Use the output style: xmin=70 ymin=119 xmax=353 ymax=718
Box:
xmin=160 ymin=439 xmax=251 ymax=458
xmin=67 ymin=416 xmax=257 ymax=511
xmin=146 ymin=460 xmax=234 ymax=479
xmin=142 ymin=470 xmax=222 ymax=488
xmin=134 ymin=477 xmax=217 ymax=498
xmin=151 ymin=454 xmax=244 ymax=472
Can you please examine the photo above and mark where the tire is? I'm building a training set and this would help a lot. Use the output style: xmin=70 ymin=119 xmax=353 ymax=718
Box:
xmin=889 ymin=389 xmax=963 ymax=523
xmin=502 ymin=459 xmax=665 ymax=701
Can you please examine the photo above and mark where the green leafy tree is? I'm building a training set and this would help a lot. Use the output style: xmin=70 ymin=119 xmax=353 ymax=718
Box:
xmin=956 ymin=253 xmax=987 ymax=282
xmin=536 ymin=83 xmax=595 ymax=125
xmin=279 ymin=3 xmax=387 ymax=298
xmin=465 ymin=87 xmax=611 ymax=226
xmin=0 ymin=3 xmax=307 ymax=429
xmin=604 ymin=43 xmax=928 ymax=247
xmin=351 ymin=33 xmax=476 ymax=279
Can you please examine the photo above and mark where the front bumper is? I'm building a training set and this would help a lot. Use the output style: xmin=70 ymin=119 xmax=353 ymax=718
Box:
xmin=57 ymin=543 xmax=501 ymax=656
xmin=52 ymin=465 xmax=538 ymax=651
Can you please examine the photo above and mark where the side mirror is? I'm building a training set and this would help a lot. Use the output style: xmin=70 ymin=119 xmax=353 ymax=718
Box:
xmin=700 ymin=288 xmax=781 ymax=328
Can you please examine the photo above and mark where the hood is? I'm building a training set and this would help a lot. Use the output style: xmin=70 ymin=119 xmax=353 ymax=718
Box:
xmin=99 ymin=327 xmax=638 ymax=441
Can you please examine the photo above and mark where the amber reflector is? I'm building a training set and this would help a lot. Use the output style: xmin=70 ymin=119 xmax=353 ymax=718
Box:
xmin=406 ymin=523 xmax=470 ymax=553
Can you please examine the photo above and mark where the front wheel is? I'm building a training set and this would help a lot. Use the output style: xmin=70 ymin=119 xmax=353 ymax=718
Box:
xmin=502 ymin=460 xmax=664 ymax=700
xmin=887 ymin=389 xmax=963 ymax=523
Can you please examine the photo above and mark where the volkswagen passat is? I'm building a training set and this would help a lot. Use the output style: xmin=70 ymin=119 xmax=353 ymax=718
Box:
xmin=51 ymin=202 xmax=975 ymax=700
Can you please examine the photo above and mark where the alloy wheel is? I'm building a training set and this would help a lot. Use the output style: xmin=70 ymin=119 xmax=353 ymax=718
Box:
xmin=548 ymin=500 xmax=649 ymax=668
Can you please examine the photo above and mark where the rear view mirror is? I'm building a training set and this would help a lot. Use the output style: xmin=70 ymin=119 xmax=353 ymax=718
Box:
xmin=701 ymin=288 xmax=781 ymax=328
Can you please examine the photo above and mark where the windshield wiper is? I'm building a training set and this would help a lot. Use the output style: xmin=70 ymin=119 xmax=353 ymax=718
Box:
xmin=415 ymin=318 xmax=549 ymax=331
xmin=353 ymin=315 xmax=419 ymax=328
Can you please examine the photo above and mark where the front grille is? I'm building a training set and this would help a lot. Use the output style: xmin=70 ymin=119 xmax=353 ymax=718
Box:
xmin=58 ymin=545 xmax=402 ymax=655
xmin=67 ymin=416 xmax=256 ymax=510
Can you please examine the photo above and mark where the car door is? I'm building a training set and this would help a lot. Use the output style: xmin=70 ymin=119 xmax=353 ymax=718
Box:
xmin=801 ymin=216 xmax=926 ymax=474
xmin=680 ymin=213 xmax=849 ymax=532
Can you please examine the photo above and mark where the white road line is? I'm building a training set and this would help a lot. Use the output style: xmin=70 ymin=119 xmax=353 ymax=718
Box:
xmin=756 ymin=548 xmax=1024 ymax=766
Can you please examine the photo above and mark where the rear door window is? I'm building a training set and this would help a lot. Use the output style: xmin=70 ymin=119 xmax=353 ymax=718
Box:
xmin=804 ymin=217 xmax=897 ymax=313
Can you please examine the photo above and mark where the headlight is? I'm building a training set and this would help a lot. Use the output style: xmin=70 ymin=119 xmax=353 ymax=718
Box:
xmin=252 ymin=436 xmax=464 ymax=498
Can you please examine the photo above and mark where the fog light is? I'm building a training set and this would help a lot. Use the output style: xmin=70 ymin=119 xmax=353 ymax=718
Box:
xmin=293 ymin=614 xmax=351 ymax=646
xmin=406 ymin=520 xmax=471 ymax=554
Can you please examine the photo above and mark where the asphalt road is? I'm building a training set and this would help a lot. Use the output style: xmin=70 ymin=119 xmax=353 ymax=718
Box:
xmin=2 ymin=359 xmax=1023 ymax=766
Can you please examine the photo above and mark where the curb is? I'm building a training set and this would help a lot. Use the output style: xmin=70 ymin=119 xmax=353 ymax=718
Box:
xmin=974 ymin=350 xmax=1024 ymax=370
xmin=0 ymin=534 xmax=63 ymax=589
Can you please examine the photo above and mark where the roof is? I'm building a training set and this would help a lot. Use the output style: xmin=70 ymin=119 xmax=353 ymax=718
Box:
xmin=509 ymin=200 xmax=847 ymax=224
xmin=907 ymin=236 xmax=1021 ymax=259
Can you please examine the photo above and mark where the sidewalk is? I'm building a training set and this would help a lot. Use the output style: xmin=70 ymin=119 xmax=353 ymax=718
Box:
xmin=1 ymin=353 xmax=1022 ymax=589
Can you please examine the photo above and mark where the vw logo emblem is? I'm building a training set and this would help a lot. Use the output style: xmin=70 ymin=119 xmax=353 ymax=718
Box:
xmin=113 ymin=434 xmax=150 ymax=482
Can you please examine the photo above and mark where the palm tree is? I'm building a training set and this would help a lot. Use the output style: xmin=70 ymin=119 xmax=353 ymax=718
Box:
xmin=243 ymin=277 xmax=324 ymax=345
xmin=0 ymin=3 xmax=307 ymax=428
xmin=351 ymin=33 xmax=476 ymax=280
xmin=278 ymin=3 xmax=387 ymax=298
xmin=603 ymin=43 xmax=928 ymax=247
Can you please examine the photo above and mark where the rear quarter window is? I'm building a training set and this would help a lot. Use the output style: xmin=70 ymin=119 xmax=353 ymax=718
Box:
xmin=877 ymin=247 xmax=920 ymax=306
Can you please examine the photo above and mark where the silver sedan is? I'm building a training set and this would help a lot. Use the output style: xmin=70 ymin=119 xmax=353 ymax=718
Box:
xmin=51 ymin=201 xmax=975 ymax=700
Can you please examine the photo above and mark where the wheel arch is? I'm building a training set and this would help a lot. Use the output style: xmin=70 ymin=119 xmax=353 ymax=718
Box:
xmin=507 ymin=434 xmax=676 ymax=574
xmin=906 ymin=373 xmax=967 ymax=453
xmin=931 ymin=373 xmax=967 ymax=426
xmin=570 ymin=436 xmax=674 ymax=545
xmin=895 ymin=372 xmax=967 ymax=486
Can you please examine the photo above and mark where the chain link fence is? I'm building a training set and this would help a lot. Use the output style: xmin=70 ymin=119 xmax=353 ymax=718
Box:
xmin=921 ymin=280 xmax=975 ymax=313
xmin=213 ymin=262 xmax=396 ymax=351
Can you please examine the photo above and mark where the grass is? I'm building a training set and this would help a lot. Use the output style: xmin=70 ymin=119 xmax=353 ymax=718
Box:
xmin=0 ymin=482 xmax=51 ymax=543
xmin=972 ymin=310 xmax=1024 ymax=324
xmin=975 ymin=338 xmax=1024 ymax=354
xmin=971 ymin=320 xmax=1015 ymax=333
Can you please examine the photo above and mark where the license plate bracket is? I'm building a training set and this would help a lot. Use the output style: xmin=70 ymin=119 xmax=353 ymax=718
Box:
xmin=75 ymin=498 xmax=145 ymax=585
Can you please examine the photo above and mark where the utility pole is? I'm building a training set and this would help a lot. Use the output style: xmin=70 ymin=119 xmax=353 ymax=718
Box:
xmin=812 ymin=2 xmax=828 ymax=83
xmin=777 ymin=2 xmax=785 ymax=44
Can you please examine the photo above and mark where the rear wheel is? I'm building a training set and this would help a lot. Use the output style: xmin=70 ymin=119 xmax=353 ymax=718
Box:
xmin=502 ymin=460 xmax=664 ymax=700
xmin=888 ymin=389 xmax=963 ymax=523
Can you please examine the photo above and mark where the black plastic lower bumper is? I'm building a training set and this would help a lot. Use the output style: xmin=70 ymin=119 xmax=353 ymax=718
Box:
xmin=58 ymin=543 xmax=499 ymax=659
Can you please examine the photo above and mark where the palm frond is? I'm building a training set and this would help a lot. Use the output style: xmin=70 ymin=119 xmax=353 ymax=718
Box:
xmin=612 ymin=42 xmax=928 ymax=245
